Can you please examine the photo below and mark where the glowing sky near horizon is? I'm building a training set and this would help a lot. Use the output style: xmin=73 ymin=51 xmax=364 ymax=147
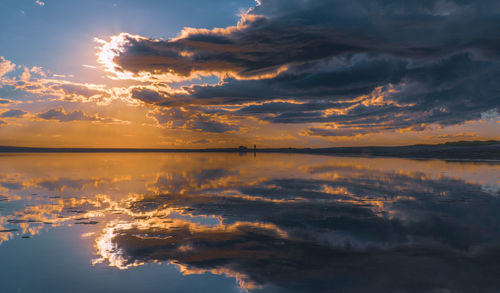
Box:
xmin=0 ymin=0 xmax=499 ymax=148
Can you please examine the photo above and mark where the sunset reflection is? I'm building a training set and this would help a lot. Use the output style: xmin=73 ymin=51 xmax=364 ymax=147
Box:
xmin=0 ymin=153 xmax=499 ymax=292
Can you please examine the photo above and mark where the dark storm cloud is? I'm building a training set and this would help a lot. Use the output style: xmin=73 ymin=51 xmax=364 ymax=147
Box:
xmin=108 ymin=0 xmax=500 ymax=132
xmin=198 ymin=53 xmax=499 ymax=128
xmin=0 ymin=109 xmax=27 ymax=118
xmin=183 ymin=56 xmax=407 ymax=103
xmin=113 ymin=0 xmax=500 ymax=78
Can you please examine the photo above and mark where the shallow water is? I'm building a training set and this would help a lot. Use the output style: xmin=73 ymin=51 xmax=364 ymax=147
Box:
xmin=0 ymin=153 xmax=499 ymax=293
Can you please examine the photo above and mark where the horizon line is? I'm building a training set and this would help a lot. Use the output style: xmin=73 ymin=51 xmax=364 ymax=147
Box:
xmin=0 ymin=139 xmax=498 ymax=152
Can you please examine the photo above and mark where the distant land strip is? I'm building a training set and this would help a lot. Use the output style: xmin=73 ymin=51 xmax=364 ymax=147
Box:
xmin=0 ymin=140 xmax=499 ymax=160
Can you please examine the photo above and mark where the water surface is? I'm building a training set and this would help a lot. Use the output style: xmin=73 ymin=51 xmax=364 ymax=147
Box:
xmin=0 ymin=153 xmax=499 ymax=293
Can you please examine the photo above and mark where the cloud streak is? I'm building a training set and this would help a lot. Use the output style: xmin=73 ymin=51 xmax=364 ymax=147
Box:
xmin=36 ymin=107 xmax=129 ymax=124
xmin=0 ymin=109 xmax=27 ymax=118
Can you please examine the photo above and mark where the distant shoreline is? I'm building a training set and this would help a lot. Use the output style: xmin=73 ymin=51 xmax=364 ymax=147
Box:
xmin=0 ymin=140 xmax=499 ymax=160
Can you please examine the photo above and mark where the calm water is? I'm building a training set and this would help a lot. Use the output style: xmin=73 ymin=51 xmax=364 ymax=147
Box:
xmin=0 ymin=153 xmax=499 ymax=293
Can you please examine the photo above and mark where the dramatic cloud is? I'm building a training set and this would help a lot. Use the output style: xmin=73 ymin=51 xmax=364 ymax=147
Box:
xmin=96 ymin=0 xmax=500 ymax=136
xmin=0 ymin=0 xmax=498 ymax=145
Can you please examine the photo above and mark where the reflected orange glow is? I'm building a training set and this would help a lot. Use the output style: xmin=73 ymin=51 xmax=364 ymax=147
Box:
xmin=0 ymin=153 xmax=498 ymax=290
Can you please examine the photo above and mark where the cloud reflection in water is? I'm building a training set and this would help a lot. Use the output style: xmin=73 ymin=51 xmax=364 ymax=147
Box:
xmin=0 ymin=154 xmax=499 ymax=292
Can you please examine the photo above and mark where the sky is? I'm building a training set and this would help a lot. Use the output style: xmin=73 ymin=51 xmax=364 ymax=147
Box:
xmin=0 ymin=0 xmax=499 ymax=148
